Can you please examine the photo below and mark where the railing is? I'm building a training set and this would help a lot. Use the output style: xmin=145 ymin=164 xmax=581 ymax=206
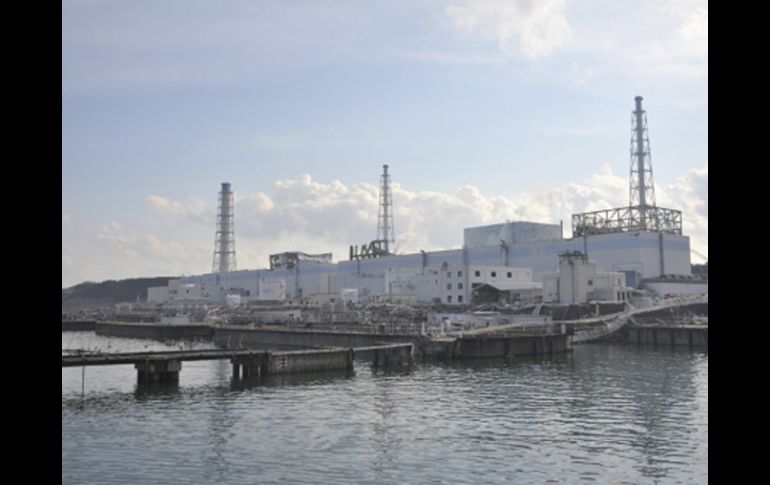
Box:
xmin=458 ymin=322 xmax=563 ymax=337
xmin=572 ymin=312 xmax=631 ymax=343
xmin=571 ymin=294 xmax=706 ymax=343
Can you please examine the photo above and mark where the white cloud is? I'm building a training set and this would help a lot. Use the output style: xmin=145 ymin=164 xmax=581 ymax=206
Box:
xmin=145 ymin=195 xmax=213 ymax=225
xmin=93 ymin=223 xmax=211 ymax=277
xmin=446 ymin=0 xmax=571 ymax=59
xmin=657 ymin=164 xmax=708 ymax=257
xmin=154 ymin=166 xmax=707 ymax=266
xmin=678 ymin=6 xmax=708 ymax=55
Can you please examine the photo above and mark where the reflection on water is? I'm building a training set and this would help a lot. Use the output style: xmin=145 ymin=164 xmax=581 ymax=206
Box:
xmin=62 ymin=332 xmax=707 ymax=484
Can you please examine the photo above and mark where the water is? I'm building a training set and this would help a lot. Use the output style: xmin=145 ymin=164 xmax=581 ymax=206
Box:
xmin=62 ymin=332 xmax=707 ymax=484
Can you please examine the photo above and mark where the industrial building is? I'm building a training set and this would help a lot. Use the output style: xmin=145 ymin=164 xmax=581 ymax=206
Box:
xmin=150 ymin=219 xmax=688 ymax=306
xmin=542 ymin=251 xmax=630 ymax=304
xmin=148 ymin=96 xmax=703 ymax=307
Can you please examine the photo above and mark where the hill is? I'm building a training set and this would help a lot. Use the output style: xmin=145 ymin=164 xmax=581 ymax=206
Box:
xmin=62 ymin=277 xmax=174 ymax=310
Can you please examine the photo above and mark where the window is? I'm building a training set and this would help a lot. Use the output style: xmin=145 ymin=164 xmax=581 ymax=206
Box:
xmin=475 ymin=271 xmax=481 ymax=277
xmin=447 ymin=295 xmax=452 ymax=303
xmin=458 ymin=295 xmax=463 ymax=303
xmin=447 ymin=283 xmax=452 ymax=290
xmin=491 ymin=271 xmax=497 ymax=277
xmin=507 ymin=272 xmax=512 ymax=278
xmin=458 ymin=283 xmax=463 ymax=290
xmin=457 ymin=271 xmax=463 ymax=277
xmin=588 ymin=279 xmax=593 ymax=286
xmin=447 ymin=271 xmax=452 ymax=278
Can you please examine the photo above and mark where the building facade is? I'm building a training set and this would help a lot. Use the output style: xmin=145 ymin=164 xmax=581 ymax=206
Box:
xmin=148 ymin=221 xmax=691 ymax=306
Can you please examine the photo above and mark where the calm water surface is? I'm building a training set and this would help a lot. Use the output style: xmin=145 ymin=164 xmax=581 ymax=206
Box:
xmin=62 ymin=332 xmax=707 ymax=484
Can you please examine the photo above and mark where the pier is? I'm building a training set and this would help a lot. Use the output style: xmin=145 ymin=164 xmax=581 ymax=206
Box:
xmin=62 ymin=344 xmax=414 ymax=385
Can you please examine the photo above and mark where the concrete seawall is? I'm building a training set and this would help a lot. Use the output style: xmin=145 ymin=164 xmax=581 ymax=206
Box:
xmin=624 ymin=325 xmax=707 ymax=349
xmin=62 ymin=320 xmax=97 ymax=331
xmin=95 ymin=321 xmax=213 ymax=340
xmin=453 ymin=334 xmax=571 ymax=358
xmin=214 ymin=326 xmax=571 ymax=359
xmin=214 ymin=326 xmax=418 ymax=350
xmin=269 ymin=348 xmax=354 ymax=374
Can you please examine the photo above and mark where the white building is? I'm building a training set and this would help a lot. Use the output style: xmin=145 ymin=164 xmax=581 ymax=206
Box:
xmin=154 ymin=221 xmax=690 ymax=307
xmin=542 ymin=251 xmax=630 ymax=304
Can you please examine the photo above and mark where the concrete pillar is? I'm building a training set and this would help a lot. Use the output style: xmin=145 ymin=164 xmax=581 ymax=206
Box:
xmin=135 ymin=360 xmax=181 ymax=385
xmin=232 ymin=353 xmax=269 ymax=379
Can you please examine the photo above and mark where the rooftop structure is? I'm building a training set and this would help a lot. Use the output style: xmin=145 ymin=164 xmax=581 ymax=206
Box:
xmin=572 ymin=97 xmax=683 ymax=237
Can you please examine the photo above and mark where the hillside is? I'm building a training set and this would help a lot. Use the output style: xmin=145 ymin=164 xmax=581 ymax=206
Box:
xmin=62 ymin=277 xmax=174 ymax=310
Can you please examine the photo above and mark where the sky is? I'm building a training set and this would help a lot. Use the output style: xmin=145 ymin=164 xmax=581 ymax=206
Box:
xmin=62 ymin=0 xmax=708 ymax=288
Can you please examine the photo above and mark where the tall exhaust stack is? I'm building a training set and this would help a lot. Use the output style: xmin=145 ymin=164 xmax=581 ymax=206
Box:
xmin=629 ymin=96 xmax=657 ymax=230
xmin=377 ymin=164 xmax=395 ymax=253
xmin=212 ymin=182 xmax=236 ymax=273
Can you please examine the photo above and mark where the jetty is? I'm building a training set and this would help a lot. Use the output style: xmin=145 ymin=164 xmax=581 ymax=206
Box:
xmin=62 ymin=343 xmax=414 ymax=385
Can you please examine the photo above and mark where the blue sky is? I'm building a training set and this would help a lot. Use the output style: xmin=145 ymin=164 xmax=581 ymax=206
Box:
xmin=62 ymin=0 xmax=708 ymax=288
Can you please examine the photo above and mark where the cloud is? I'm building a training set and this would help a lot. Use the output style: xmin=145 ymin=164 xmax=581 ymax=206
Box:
xmin=93 ymin=223 xmax=212 ymax=276
xmin=657 ymin=164 xmax=708 ymax=257
xmin=677 ymin=6 xmax=708 ymax=56
xmin=145 ymin=195 xmax=213 ymax=225
xmin=446 ymin=0 xmax=571 ymax=59
xmin=149 ymin=166 xmax=707 ymax=268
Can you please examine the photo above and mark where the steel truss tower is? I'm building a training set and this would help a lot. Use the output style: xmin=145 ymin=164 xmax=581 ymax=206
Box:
xmin=377 ymin=164 xmax=395 ymax=253
xmin=571 ymin=96 xmax=682 ymax=237
xmin=629 ymin=96 xmax=656 ymax=229
xmin=212 ymin=182 xmax=237 ymax=273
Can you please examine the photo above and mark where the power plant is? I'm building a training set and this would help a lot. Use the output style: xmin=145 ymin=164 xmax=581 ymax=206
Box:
xmin=148 ymin=97 xmax=706 ymax=307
